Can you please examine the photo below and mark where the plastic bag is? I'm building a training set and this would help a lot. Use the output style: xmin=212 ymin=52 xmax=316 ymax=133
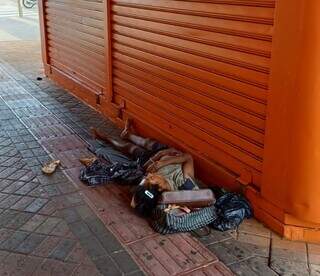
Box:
xmin=210 ymin=192 xmax=253 ymax=231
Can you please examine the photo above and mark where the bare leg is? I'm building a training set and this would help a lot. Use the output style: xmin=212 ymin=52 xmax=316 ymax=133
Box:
xmin=120 ymin=118 xmax=132 ymax=139
xmin=90 ymin=127 xmax=142 ymax=156
xmin=120 ymin=119 xmax=158 ymax=150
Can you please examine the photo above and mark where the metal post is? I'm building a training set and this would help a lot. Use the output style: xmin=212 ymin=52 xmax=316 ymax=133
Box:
xmin=17 ymin=0 xmax=23 ymax=17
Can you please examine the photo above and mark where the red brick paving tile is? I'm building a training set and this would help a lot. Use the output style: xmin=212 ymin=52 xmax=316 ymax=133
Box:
xmin=24 ymin=198 xmax=49 ymax=213
xmin=6 ymin=211 xmax=33 ymax=229
xmin=128 ymin=234 xmax=218 ymax=276
xmin=0 ymin=228 xmax=14 ymax=243
xmin=0 ymin=166 xmax=9 ymax=175
xmin=32 ymin=258 xmax=77 ymax=276
xmin=28 ymin=186 xmax=50 ymax=198
xmin=0 ymin=157 xmax=24 ymax=168
xmin=15 ymin=233 xmax=46 ymax=254
xmin=75 ymin=205 xmax=96 ymax=221
xmin=1 ymin=180 xmax=25 ymax=194
xmin=19 ymin=171 xmax=37 ymax=182
xmin=0 ymin=250 xmax=10 ymax=266
xmin=31 ymin=125 xmax=73 ymax=140
xmin=21 ymin=115 xmax=60 ymax=128
xmin=170 ymin=234 xmax=217 ymax=264
xmin=185 ymin=262 xmax=233 ymax=276
xmin=0 ymin=147 xmax=18 ymax=158
xmin=0 ymin=193 xmax=9 ymax=203
xmin=37 ymin=200 xmax=57 ymax=215
xmin=270 ymin=258 xmax=309 ymax=275
xmin=0 ymin=194 xmax=21 ymax=208
xmin=152 ymin=235 xmax=197 ymax=271
xmin=15 ymin=181 xmax=39 ymax=196
xmin=66 ymin=242 xmax=88 ymax=264
xmin=0 ymin=230 xmax=29 ymax=251
xmin=66 ymin=230 xmax=76 ymax=240
xmin=144 ymin=238 xmax=186 ymax=275
xmin=10 ymin=196 xmax=35 ymax=210
xmin=0 ymin=209 xmax=20 ymax=227
xmin=0 ymin=139 xmax=12 ymax=148
xmin=4 ymin=159 xmax=26 ymax=170
xmin=129 ymin=240 xmax=171 ymax=276
xmin=237 ymin=232 xmax=270 ymax=257
xmin=56 ymin=182 xmax=79 ymax=194
xmin=53 ymin=148 xmax=93 ymax=169
xmin=0 ymin=179 xmax=13 ymax=191
xmin=230 ymin=256 xmax=275 ymax=276
xmin=71 ymin=264 xmax=102 ymax=276
xmin=271 ymin=234 xmax=307 ymax=262
xmin=0 ymin=253 xmax=43 ymax=276
xmin=36 ymin=171 xmax=70 ymax=186
xmin=35 ymin=217 xmax=61 ymax=234
xmin=51 ymin=220 xmax=70 ymax=237
xmin=111 ymin=184 xmax=135 ymax=202
xmin=40 ymin=135 xmax=86 ymax=154
xmin=238 ymin=218 xmax=271 ymax=238
xmin=32 ymin=236 xmax=61 ymax=257
xmin=0 ymin=167 xmax=19 ymax=179
xmin=64 ymin=192 xmax=84 ymax=206
xmin=20 ymin=214 xmax=47 ymax=232
xmin=7 ymin=169 xmax=31 ymax=181
xmin=49 ymin=238 xmax=77 ymax=261
xmin=49 ymin=193 xmax=83 ymax=211
xmin=64 ymin=167 xmax=89 ymax=190
xmin=81 ymin=254 xmax=98 ymax=266
xmin=85 ymin=187 xmax=155 ymax=244
xmin=211 ymin=262 xmax=234 ymax=276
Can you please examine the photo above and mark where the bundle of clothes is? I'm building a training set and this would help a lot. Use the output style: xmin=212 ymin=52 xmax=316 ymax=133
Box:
xmin=80 ymin=123 xmax=253 ymax=235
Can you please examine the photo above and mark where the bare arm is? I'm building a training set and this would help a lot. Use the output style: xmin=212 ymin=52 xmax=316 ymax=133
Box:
xmin=143 ymin=148 xmax=181 ymax=169
xmin=147 ymin=153 xmax=195 ymax=179
xmin=156 ymin=154 xmax=190 ymax=169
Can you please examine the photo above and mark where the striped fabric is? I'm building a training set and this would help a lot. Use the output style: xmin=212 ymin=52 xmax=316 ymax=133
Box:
xmin=150 ymin=204 xmax=217 ymax=235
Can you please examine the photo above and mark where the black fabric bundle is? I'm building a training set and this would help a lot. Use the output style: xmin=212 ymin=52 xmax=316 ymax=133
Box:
xmin=80 ymin=159 xmax=144 ymax=186
xmin=210 ymin=192 xmax=253 ymax=231
xmin=80 ymin=139 xmax=144 ymax=186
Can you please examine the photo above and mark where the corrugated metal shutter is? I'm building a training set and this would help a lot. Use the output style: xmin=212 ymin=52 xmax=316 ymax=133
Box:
xmin=111 ymin=0 xmax=275 ymax=187
xmin=45 ymin=0 xmax=106 ymax=93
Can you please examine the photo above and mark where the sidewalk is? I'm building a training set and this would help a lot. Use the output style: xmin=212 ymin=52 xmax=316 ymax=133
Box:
xmin=0 ymin=13 xmax=317 ymax=276
xmin=0 ymin=43 xmax=233 ymax=275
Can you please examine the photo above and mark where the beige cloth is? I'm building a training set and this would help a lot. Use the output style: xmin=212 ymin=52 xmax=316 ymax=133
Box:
xmin=156 ymin=156 xmax=198 ymax=190
xmin=157 ymin=163 xmax=185 ymax=191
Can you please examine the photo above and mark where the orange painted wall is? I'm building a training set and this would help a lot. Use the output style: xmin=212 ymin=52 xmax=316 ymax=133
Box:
xmin=39 ymin=0 xmax=320 ymax=241
xmin=263 ymin=0 xmax=320 ymax=223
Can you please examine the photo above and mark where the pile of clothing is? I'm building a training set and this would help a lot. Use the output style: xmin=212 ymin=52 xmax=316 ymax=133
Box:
xmin=80 ymin=140 xmax=253 ymax=234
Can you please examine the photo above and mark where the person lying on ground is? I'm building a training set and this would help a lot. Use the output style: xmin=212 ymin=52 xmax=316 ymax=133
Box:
xmin=90 ymin=120 xmax=198 ymax=215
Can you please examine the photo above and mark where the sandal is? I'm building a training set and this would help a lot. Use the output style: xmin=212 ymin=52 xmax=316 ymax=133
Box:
xmin=79 ymin=157 xmax=97 ymax=167
xmin=42 ymin=160 xmax=61 ymax=175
